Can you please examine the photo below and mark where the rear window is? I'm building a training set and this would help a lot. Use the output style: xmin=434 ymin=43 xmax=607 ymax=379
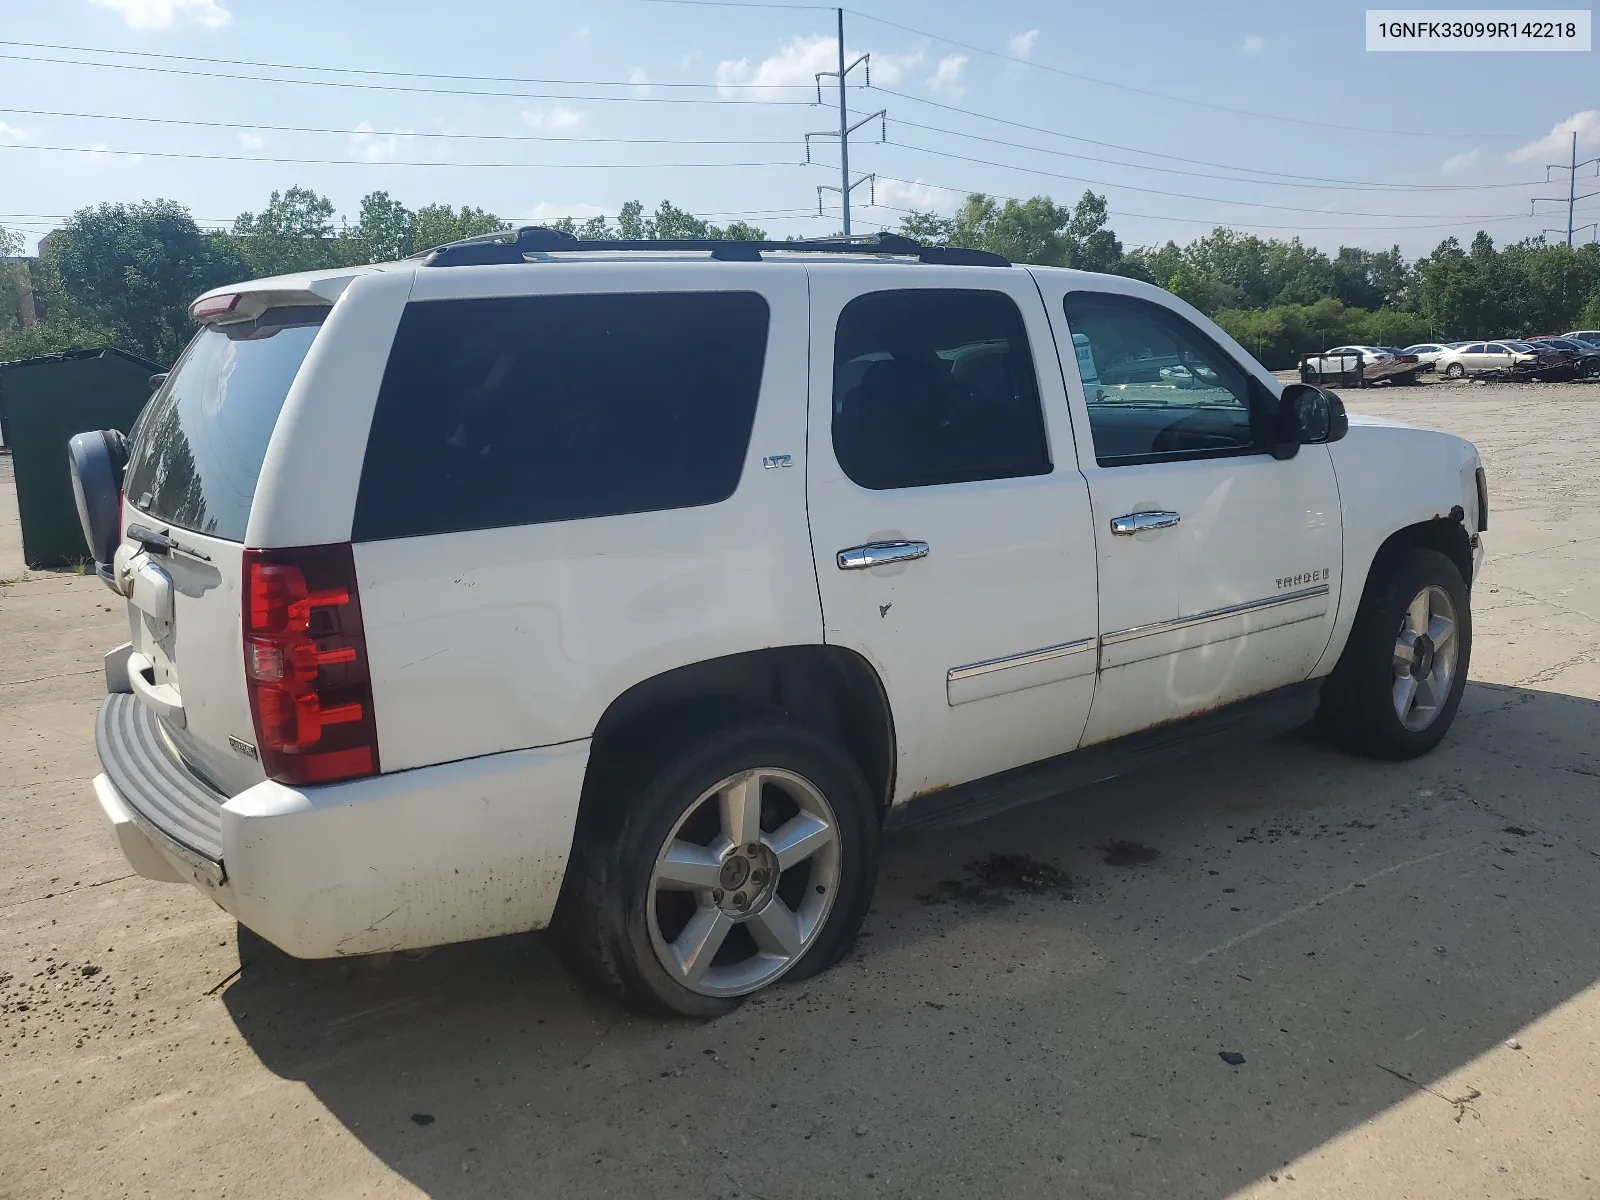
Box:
xmin=122 ymin=309 xmax=326 ymax=541
xmin=352 ymin=291 xmax=770 ymax=541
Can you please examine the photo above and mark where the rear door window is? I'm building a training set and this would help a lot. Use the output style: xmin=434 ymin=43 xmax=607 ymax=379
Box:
xmin=830 ymin=288 xmax=1050 ymax=491
xmin=353 ymin=291 xmax=770 ymax=541
xmin=122 ymin=308 xmax=325 ymax=541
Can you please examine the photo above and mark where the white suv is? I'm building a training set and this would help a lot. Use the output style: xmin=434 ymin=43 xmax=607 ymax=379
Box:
xmin=75 ymin=229 xmax=1488 ymax=1016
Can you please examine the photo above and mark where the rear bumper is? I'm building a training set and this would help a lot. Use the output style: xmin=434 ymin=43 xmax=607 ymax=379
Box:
xmin=94 ymin=695 xmax=590 ymax=957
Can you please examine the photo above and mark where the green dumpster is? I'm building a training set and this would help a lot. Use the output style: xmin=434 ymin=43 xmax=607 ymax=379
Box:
xmin=0 ymin=347 xmax=163 ymax=568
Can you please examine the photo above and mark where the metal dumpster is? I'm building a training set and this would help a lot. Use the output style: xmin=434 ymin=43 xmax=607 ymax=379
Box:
xmin=0 ymin=347 xmax=162 ymax=568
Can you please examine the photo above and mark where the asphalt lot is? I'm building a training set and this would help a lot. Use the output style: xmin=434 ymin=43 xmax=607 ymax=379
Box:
xmin=3 ymin=376 xmax=1600 ymax=1199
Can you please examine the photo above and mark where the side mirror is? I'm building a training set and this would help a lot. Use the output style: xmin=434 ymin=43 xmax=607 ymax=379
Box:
xmin=1271 ymin=384 xmax=1347 ymax=458
xmin=148 ymin=373 xmax=168 ymax=394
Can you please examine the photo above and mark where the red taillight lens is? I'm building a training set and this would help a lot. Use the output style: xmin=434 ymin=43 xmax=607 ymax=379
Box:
xmin=242 ymin=544 xmax=380 ymax=786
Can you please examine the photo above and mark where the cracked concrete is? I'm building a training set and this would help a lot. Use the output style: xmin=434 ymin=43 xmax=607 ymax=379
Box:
xmin=3 ymin=382 xmax=1600 ymax=1198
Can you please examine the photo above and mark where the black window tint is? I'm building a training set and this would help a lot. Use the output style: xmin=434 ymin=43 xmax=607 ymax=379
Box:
xmin=122 ymin=311 xmax=325 ymax=541
xmin=831 ymin=289 xmax=1049 ymax=490
xmin=353 ymin=291 xmax=769 ymax=540
xmin=1063 ymin=291 xmax=1258 ymax=466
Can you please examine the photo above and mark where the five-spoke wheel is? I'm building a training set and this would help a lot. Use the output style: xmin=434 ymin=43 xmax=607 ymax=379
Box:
xmin=1391 ymin=585 xmax=1460 ymax=732
xmin=555 ymin=718 xmax=879 ymax=1017
xmin=647 ymin=768 xmax=841 ymax=997
xmin=1320 ymin=546 xmax=1472 ymax=760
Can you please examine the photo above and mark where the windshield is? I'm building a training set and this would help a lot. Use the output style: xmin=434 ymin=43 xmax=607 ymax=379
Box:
xmin=122 ymin=310 xmax=325 ymax=541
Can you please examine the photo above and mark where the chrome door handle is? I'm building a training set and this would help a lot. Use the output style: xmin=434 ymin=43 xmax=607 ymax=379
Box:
xmin=1110 ymin=511 xmax=1180 ymax=536
xmin=837 ymin=541 xmax=929 ymax=570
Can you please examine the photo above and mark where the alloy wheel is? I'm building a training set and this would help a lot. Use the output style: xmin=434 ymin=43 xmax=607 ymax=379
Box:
xmin=645 ymin=768 xmax=841 ymax=997
xmin=1392 ymin=584 xmax=1460 ymax=731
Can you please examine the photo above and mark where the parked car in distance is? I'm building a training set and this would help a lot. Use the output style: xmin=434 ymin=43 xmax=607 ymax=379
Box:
xmin=69 ymin=228 xmax=1488 ymax=1017
xmin=1436 ymin=340 xmax=1544 ymax=379
xmin=1524 ymin=337 xmax=1600 ymax=379
xmin=1562 ymin=330 xmax=1600 ymax=346
xmin=1402 ymin=343 xmax=1452 ymax=371
xmin=1307 ymin=345 xmax=1424 ymax=385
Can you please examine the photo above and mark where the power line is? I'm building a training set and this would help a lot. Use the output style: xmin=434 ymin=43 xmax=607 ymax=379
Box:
xmin=845 ymin=8 xmax=1518 ymax=138
xmin=0 ymin=39 xmax=840 ymax=89
xmin=870 ymin=86 xmax=1530 ymax=190
xmin=887 ymin=116 xmax=1546 ymax=193
xmin=0 ymin=144 xmax=807 ymax=169
xmin=869 ymin=175 xmax=1599 ymax=233
xmin=0 ymin=52 xmax=817 ymax=107
xmin=0 ymin=109 xmax=798 ymax=147
xmin=879 ymin=141 xmax=1552 ymax=219
xmin=0 ymin=106 xmax=1546 ymax=196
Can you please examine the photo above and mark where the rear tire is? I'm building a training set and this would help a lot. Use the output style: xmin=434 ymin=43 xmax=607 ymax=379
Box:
xmin=1319 ymin=548 xmax=1471 ymax=760
xmin=553 ymin=718 xmax=880 ymax=1017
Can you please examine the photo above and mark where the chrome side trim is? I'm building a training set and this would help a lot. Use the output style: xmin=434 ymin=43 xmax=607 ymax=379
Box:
xmin=947 ymin=637 xmax=1097 ymax=683
xmin=1102 ymin=584 xmax=1330 ymax=647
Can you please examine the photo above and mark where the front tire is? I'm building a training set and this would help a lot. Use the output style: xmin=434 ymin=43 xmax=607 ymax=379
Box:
xmin=555 ymin=719 xmax=880 ymax=1017
xmin=1319 ymin=548 xmax=1471 ymax=760
xmin=1444 ymin=362 xmax=1466 ymax=380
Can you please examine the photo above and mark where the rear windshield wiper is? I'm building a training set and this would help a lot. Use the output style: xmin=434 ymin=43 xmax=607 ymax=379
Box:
xmin=125 ymin=522 xmax=212 ymax=562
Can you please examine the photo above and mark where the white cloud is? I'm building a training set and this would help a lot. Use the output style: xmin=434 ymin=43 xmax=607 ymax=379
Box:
xmin=873 ymin=178 xmax=955 ymax=213
xmin=89 ymin=0 xmax=230 ymax=30
xmin=0 ymin=122 xmax=31 ymax=145
xmin=630 ymin=67 xmax=651 ymax=97
xmin=574 ymin=24 xmax=590 ymax=39
xmin=870 ymin=46 xmax=925 ymax=84
xmin=521 ymin=104 xmax=585 ymax=131
xmin=349 ymin=121 xmax=412 ymax=163
xmin=716 ymin=35 xmax=838 ymax=100
xmin=1239 ymin=34 xmax=1267 ymax=54
xmin=678 ymin=51 xmax=701 ymax=71
xmin=1441 ymin=148 xmax=1480 ymax=174
xmin=926 ymin=53 xmax=967 ymax=96
xmin=716 ymin=35 xmax=927 ymax=100
xmin=1506 ymin=109 xmax=1600 ymax=163
xmin=238 ymin=132 xmax=264 ymax=151
xmin=1008 ymin=29 xmax=1040 ymax=59
xmin=525 ymin=202 xmax=608 ymax=222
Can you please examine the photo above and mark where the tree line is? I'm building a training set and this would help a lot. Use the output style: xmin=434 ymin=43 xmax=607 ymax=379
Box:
xmin=3 ymin=185 xmax=1599 ymax=369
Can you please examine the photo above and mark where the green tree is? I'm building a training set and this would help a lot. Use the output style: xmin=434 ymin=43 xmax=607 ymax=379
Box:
xmin=49 ymin=200 xmax=246 ymax=365
xmin=1577 ymin=290 xmax=1600 ymax=329
xmin=233 ymin=186 xmax=357 ymax=276
xmin=605 ymin=200 xmax=765 ymax=241
xmin=902 ymin=191 xmax=1123 ymax=270
xmin=409 ymin=204 xmax=506 ymax=253
xmin=350 ymin=190 xmax=414 ymax=263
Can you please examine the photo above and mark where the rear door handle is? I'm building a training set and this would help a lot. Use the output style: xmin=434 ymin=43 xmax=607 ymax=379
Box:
xmin=837 ymin=541 xmax=929 ymax=570
xmin=1110 ymin=511 xmax=1180 ymax=536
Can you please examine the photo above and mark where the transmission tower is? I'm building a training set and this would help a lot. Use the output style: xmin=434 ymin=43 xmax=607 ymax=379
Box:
xmin=806 ymin=8 xmax=885 ymax=237
xmin=1531 ymin=131 xmax=1600 ymax=247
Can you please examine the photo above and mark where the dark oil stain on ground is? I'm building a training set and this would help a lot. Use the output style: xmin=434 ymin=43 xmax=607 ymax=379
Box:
xmin=1102 ymin=839 xmax=1161 ymax=867
xmin=915 ymin=853 xmax=1074 ymax=906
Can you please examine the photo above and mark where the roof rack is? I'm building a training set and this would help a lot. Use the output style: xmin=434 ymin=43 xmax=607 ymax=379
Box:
xmin=421 ymin=226 xmax=1009 ymax=268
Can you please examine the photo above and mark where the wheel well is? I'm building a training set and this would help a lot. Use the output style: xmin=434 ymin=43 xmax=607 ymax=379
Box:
xmin=589 ymin=646 xmax=896 ymax=813
xmin=1370 ymin=517 xmax=1474 ymax=592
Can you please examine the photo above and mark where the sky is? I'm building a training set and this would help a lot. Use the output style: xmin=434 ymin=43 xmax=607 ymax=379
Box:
xmin=1 ymin=0 xmax=1597 ymax=259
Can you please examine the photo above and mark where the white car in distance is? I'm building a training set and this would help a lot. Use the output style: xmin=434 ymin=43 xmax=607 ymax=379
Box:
xmin=69 ymin=229 xmax=1489 ymax=1017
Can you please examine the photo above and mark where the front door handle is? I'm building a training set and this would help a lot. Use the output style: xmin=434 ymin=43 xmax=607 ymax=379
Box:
xmin=837 ymin=541 xmax=930 ymax=570
xmin=1110 ymin=511 xmax=1180 ymax=536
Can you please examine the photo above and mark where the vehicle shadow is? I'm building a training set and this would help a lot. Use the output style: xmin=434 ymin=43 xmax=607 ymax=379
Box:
xmin=221 ymin=680 xmax=1600 ymax=1198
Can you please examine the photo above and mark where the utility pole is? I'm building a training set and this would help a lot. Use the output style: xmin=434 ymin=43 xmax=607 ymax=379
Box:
xmin=807 ymin=8 xmax=884 ymax=237
xmin=1531 ymin=131 xmax=1600 ymax=247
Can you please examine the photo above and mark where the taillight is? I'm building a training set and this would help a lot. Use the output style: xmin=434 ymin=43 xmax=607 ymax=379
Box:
xmin=242 ymin=543 xmax=380 ymax=786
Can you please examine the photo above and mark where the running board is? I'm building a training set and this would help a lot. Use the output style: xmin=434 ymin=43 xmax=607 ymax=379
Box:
xmin=885 ymin=679 xmax=1324 ymax=835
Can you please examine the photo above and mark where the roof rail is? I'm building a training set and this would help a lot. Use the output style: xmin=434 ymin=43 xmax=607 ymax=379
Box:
xmin=421 ymin=226 xmax=1009 ymax=268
